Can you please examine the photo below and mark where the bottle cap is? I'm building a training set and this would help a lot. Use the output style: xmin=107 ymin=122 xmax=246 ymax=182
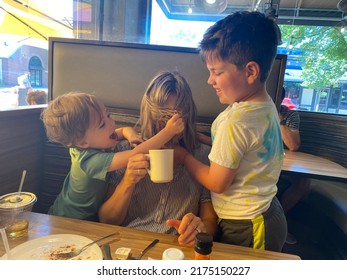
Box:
xmin=162 ymin=248 xmax=185 ymax=260
xmin=194 ymin=232 xmax=213 ymax=255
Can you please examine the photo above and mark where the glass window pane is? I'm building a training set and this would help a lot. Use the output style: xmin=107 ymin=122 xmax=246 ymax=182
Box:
xmin=0 ymin=0 xmax=73 ymax=108
xmin=1 ymin=0 xmax=346 ymax=115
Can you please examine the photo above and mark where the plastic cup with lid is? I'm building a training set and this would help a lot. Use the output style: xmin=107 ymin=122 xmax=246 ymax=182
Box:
xmin=0 ymin=192 xmax=37 ymax=238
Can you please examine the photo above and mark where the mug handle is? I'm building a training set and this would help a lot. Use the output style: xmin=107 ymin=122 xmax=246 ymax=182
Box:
xmin=144 ymin=154 xmax=151 ymax=176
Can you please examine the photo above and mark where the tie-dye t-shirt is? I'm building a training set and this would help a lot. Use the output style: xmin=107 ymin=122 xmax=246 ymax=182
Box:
xmin=209 ymin=101 xmax=284 ymax=220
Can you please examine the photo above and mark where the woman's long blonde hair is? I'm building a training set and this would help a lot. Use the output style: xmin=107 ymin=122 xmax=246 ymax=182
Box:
xmin=139 ymin=71 xmax=198 ymax=152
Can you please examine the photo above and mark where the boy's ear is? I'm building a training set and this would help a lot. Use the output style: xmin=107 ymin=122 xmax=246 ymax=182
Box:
xmin=75 ymin=137 xmax=89 ymax=149
xmin=245 ymin=61 xmax=260 ymax=83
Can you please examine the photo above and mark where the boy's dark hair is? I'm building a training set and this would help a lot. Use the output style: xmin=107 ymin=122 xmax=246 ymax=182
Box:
xmin=199 ymin=11 xmax=279 ymax=83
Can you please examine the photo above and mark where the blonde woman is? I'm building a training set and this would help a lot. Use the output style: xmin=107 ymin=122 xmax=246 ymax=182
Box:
xmin=99 ymin=71 xmax=218 ymax=247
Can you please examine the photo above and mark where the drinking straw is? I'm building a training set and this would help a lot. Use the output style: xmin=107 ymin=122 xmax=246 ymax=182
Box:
xmin=16 ymin=170 xmax=27 ymax=202
xmin=0 ymin=228 xmax=11 ymax=259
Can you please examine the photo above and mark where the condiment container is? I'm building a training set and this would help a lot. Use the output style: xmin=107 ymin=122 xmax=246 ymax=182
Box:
xmin=162 ymin=248 xmax=185 ymax=260
xmin=194 ymin=232 xmax=213 ymax=260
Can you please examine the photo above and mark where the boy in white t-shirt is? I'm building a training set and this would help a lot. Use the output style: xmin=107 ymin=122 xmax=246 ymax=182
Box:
xmin=177 ymin=11 xmax=286 ymax=252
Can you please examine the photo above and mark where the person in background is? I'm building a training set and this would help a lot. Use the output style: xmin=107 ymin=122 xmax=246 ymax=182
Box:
xmin=277 ymin=87 xmax=311 ymax=244
xmin=175 ymin=11 xmax=287 ymax=252
xmin=99 ymin=71 xmax=218 ymax=247
xmin=279 ymin=88 xmax=300 ymax=151
xmin=26 ymin=90 xmax=48 ymax=105
xmin=12 ymin=74 xmax=33 ymax=106
xmin=41 ymin=92 xmax=183 ymax=221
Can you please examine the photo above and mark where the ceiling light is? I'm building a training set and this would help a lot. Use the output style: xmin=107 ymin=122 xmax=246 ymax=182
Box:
xmin=196 ymin=0 xmax=227 ymax=14
xmin=338 ymin=0 xmax=347 ymax=12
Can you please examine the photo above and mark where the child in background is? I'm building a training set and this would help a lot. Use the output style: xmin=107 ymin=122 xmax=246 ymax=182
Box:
xmin=41 ymin=92 xmax=183 ymax=221
xmin=26 ymin=90 xmax=48 ymax=105
xmin=177 ymin=11 xmax=287 ymax=251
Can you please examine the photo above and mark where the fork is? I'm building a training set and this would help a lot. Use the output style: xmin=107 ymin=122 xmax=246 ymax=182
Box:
xmin=51 ymin=232 xmax=119 ymax=259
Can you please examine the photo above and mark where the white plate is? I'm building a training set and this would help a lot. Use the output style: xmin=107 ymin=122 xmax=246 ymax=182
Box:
xmin=1 ymin=234 xmax=103 ymax=260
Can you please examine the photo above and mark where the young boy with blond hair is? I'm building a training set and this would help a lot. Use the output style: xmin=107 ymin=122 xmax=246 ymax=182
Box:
xmin=41 ymin=92 xmax=183 ymax=220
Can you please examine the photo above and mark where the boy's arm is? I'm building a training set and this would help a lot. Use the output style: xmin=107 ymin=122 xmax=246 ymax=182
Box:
xmin=115 ymin=127 xmax=140 ymax=140
xmin=114 ymin=127 xmax=125 ymax=140
xmin=118 ymin=127 xmax=143 ymax=147
xmin=108 ymin=114 xmax=183 ymax=171
xmin=182 ymin=150 xmax=236 ymax=194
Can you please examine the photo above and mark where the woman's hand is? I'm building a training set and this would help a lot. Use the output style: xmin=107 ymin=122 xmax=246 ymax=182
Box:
xmin=166 ymin=213 xmax=206 ymax=247
xmin=122 ymin=153 xmax=148 ymax=186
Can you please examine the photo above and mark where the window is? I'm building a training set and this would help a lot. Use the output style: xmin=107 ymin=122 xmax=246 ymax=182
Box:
xmin=28 ymin=56 xmax=43 ymax=87
xmin=0 ymin=0 xmax=73 ymax=108
xmin=0 ymin=0 xmax=346 ymax=115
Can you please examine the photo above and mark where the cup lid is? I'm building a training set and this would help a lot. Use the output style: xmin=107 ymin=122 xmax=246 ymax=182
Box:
xmin=0 ymin=192 xmax=37 ymax=209
xmin=162 ymin=248 xmax=185 ymax=260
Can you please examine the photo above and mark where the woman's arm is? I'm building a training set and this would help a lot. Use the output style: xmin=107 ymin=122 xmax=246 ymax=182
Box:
xmin=98 ymin=154 xmax=148 ymax=224
xmin=279 ymin=110 xmax=301 ymax=151
xmin=199 ymin=201 xmax=218 ymax=238
xmin=197 ymin=132 xmax=212 ymax=146
xmin=280 ymin=125 xmax=301 ymax=151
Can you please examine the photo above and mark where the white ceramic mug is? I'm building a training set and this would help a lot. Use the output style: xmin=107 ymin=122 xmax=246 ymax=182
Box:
xmin=146 ymin=149 xmax=174 ymax=183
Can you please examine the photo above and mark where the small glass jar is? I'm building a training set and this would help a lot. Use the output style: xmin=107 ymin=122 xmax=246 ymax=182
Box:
xmin=194 ymin=232 xmax=213 ymax=260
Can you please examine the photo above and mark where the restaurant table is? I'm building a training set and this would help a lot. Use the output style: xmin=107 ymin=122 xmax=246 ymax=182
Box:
xmin=282 ymin=150 xmax=347 ymax=182
xmin=0 ymin=212 xmax=300 ymax=260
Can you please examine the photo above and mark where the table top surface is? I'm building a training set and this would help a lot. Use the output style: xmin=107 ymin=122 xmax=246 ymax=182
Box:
xmin=0 ymin=212 xmax=300 ymax=260
xmin=282 ymin=150 xmax=347 ymax=181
